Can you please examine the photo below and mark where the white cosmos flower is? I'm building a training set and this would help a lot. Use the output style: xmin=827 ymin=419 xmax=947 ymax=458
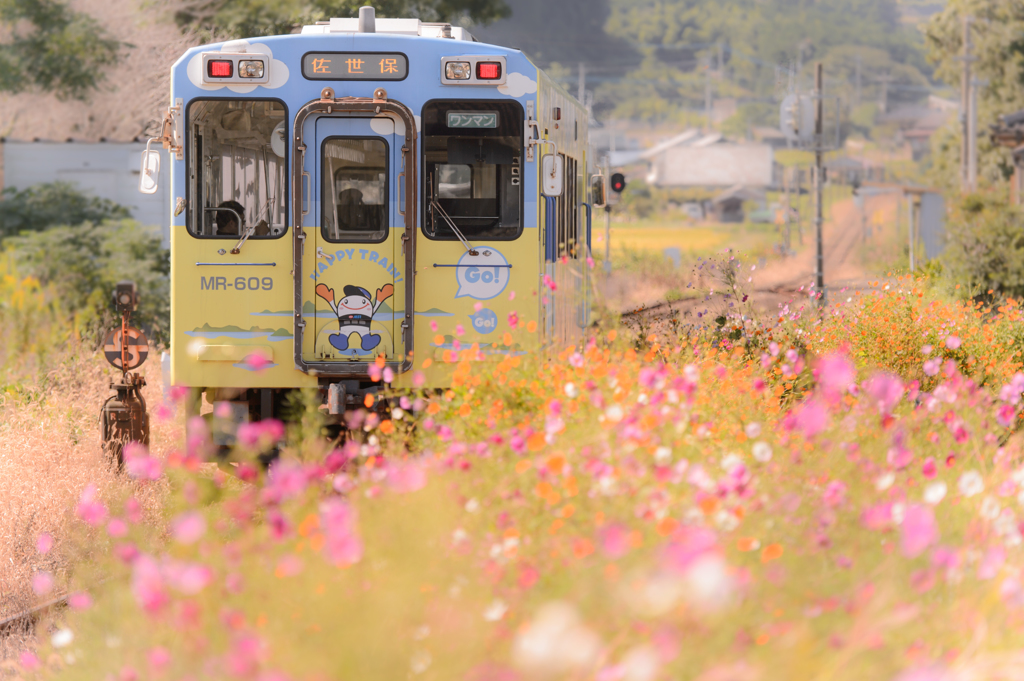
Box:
xmin=959 ymin=470 xmax=984 ymax=497
xmin=980 ymin=496 xmax=1001 ymax=520
xmin=483 ymin=599 xmax=508 ymax=621
xmin=876 ymin=472 xmax=896 ymax=491
xmin=621 ymin=644 xmax=661 ymax=681
xmin=654 ymin=446 xmax=672 ymax=465
xmin=51 ymin=628 xmax=74 ymax=648
xmin=744 ymin=422 xmax=762 ymax=438
xmin=924 ymin=481 xmax=947 ymax=505
xmin=512 ymin=601 xmax=601 ymax=677
xmin=752 ymin=441 xmax=772 ymax=463
xmin=605 ymin=405 xmax=624 ymax=423
xmin=564 ymin=382 xmax=578 ymax=398
xmin=721 ymin=453 xmax=743 ymax=473
xmin=464 ymin=498 xmax=480 ymax=513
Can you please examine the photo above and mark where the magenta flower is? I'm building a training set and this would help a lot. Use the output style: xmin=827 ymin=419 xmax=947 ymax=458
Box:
xmin=923 ymin=358 xmax=940 ymax=377
xmin=997 ymin=404 xmax=1017 ymax=428
xmin=661 ymin=526 xmax=718 ymax=573
xmin=68 ymin=591 xmax=92 ymax=610
xmin=76 ymin=483 xmax=108 ymax=526
xmin=241 ymin=352 xmax=273 ymax=371
xmin=36 ymin=533 xmax=53 ymax=555
xmin=861 ymin=503 xmax=893 ymax=530
xmin=900 ymin=505 xmax=938 ymax=558
xmin=793 ymin=399 xmax=828 ymax=439
xmin=164 ymin=560 xmax=212 ymax=595
xmin=388 ymin=462 xmax=427 ymax=493
xmin=131 ymin=554 xmax=169 ymax=613
xmin=171 ymin=511 xmax=207 ymax=544
xmin=31 ymin=571 xmax=54 ymax=595
xmin=148 ymin=647 xmax=172 ymax=672
xmin=823 ymin=480 xmax=847 ymax=507
xmin=921 ymin=458 xmax=937 ymax=479
xmin=261 ymin=460 xmax=308 ymax=504
xmin=599 ymin=524 xmax=631 ymax=559
xmin=945 ymin=336 xmax=961 ymax=350
xmin=865 ymin=373 xmax=904 ymax=414
xmin=320 ymin=498 xmax=363 ymax=566
xmin=818 ymin=354 xmax=855 ymax=393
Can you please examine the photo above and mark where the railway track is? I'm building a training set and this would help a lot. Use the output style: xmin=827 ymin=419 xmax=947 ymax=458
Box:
xmin=0 ymin=592 xmax=69 ymax=634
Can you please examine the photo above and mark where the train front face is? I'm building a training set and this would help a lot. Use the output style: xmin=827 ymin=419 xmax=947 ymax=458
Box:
xmin=167 ymin=20 xmax=546 ymax=398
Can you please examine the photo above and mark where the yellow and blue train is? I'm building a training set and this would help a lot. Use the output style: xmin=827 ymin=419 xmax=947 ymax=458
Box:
xmin=144 ymin=6 xmax=600 ymax=420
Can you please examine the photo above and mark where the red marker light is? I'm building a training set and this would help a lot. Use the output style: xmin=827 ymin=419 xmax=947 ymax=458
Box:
xmin=476 ymin=62 xmax=501 ymax=80
xmin=208 ymin=60 xmax=233 ymax=78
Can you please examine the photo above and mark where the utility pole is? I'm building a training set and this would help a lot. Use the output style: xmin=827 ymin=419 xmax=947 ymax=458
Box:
xmin=705 ymin=57 xmax=713 ymax=131
xmin=577 ymin=62 xmax=586 ymax=104
xmin=960 ymin=15 xmax=974 ymax=192
xmin=876 ymin=73 xmax=893 ymax=115
xmin=814 ymin=62 xmax=826 ymax=307
xmin=854 ymin=54 xmax=862 ymax=107
xmin=968 ymin=76 xmax=982 ymax=191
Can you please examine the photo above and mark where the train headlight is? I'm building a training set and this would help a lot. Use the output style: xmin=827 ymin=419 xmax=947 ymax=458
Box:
xmin=445 ymin=61 xmax=471 ymax=80
xmin=239 ymin=60 xmax=264 ymax=78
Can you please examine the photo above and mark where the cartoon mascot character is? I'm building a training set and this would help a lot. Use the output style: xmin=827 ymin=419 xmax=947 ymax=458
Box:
xmin=315 ymin=282 xmax=394 ymax=353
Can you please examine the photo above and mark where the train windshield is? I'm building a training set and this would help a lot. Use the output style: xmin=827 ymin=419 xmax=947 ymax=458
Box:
xmin=423 ymin=101 xmax=523 ymax=241
xmin=186 ymin=99 xmax=288 ymax=238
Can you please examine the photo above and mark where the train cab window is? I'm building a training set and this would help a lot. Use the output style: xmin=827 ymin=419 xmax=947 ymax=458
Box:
xmin=321 ymin=138 xmax=388 ymax=243
xmin=422 ymin=101 xmax=523 ymax=241
xmin=186 ymin=99 xmax=288 ymax=238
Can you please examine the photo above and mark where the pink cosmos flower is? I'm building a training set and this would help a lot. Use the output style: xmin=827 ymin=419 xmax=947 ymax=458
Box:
xmin=921 ymin=457 xmax=937 ymax=479
xmin=76 ymin=483 xmax=108 ymax=526
xmin=131 ymin=554 xmax=169 ymax=613
xmin=31 ymin=572 xmax=54 ymax=595
xmin=164 ymin=560 xmax=212 ymax=594
xmin=661 ymin=526 xmax=718 ymax=573
xmin=823 ymin=480 xmax=847 ymax=507
xmin=148 ymin=647 xmax=172 ymax=672
xmin=923 ymin=358 xmax=940 ymax=377
xmin=171 ymin=511 xmax=207 ymax=544
xmin=793 ymin=399 xmax=828 ymax=439
xmin=261 ymin=460 xmax=308 ymax=504
xmin=388 ymin=462 xmax=427 ymax=493
xmin=901 ymin=504 xmax=938 ymax=558
xmin=818 ymin=354 xmax=855 ymax=393
xmin=168 ymin=385 xmax=189 ymax=403
xmin=978 ymin=546 xmax=1005 ymax=580
xmin=36 ymin=533 xmax=53 ymax=555
xmin=107 ymin=518 xmax=128 ymax=537
xmin=600 ymin=524 xmax=631 ymax=559
xmin=242 ymin=352 xmax=273 ymax=371
xmin=866 ymin=373 xmax=904 ymax=414
xmin=19 ymin=651 xmax=40 ymax=671
xmin=997 ymin=404 xmax=1017 ymax=428
xmin=861 ymin=503 xmax=893 ymax=530
xmin=68 ymin=591 xmax=92 ymax=610
xmin=945 ymin=336 xmax=961 ymax=350
xmin=320 ymin=498 xmax=363 ymax=566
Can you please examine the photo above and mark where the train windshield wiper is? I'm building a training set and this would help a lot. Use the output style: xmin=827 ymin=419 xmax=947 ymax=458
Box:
xmin=430 ymin=198 xmax=478 ymax=256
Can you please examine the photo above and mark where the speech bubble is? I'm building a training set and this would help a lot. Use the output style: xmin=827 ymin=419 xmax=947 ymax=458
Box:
xmin=467 ymin=308 xmax=498 ymax=334
xmin=455 ymin=248 xmax=510 ymax=300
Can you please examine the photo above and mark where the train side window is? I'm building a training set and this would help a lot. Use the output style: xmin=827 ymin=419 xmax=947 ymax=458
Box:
xmin=321 ymin=137 xmax=388 ymax=243
xmin=422 ymin=100 xmax=523 ymax=241
xmin=186 ymin=99 xmax=288 ymax=238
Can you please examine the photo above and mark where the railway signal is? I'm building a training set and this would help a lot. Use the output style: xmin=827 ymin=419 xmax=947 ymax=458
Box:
xmin=100 ymin=280 xmax=150 ymax=467
xmin=610 ymin=172 xmax=626 ymax=194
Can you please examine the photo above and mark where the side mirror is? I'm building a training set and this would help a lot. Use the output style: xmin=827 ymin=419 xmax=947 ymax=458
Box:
xmin=541 ymin=154 xmax=563 ymax=197
xmin=139 ymin=148 xmax=160 ymax=195
xmin=591 ymin=174 xmax=606 ymax=207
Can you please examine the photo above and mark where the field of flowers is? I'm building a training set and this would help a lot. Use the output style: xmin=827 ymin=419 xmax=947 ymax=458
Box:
xmin=11 ymin=269 xmax=1024 ymax=681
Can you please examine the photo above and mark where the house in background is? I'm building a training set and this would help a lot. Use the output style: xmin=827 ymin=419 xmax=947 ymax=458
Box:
xmin=0 ymin=139 xmax=171 ymax=244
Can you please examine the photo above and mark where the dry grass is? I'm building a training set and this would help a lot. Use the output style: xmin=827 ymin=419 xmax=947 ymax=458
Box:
xmin=0 ymin=346 xmax=179 ymax=655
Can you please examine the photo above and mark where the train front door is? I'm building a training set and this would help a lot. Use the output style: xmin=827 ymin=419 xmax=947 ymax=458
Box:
xmin=305 ymin=116 xmax=405 ymax=364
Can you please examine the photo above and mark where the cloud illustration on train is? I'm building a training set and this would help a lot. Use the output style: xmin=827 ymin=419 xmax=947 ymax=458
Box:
xmin=498 ymin=72 xmax=537 ymax=98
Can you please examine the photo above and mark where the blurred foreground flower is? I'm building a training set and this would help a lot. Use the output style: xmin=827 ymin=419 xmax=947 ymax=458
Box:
xmin=513 ymin=601 xmax=601 ymax=678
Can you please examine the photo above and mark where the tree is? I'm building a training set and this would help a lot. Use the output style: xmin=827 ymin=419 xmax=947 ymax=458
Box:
xmin=0 ymin=183 xmax=130 ymax=242
xmin=175 ymin=0 xmax=511 ymax=39
xmin=0 ymin=0 xmax=122 ymax=100
xmin=925 ymin=0 xmax=1024 ymax=188
xmin=6 ymin=220 xmax=170 ymax=344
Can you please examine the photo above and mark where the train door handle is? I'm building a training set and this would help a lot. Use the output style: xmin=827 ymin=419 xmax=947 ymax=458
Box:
xmin=301 ymin=171 xmax=311 ymax=217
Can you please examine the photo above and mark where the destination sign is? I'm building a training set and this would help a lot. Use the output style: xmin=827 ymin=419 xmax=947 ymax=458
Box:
xmin=302 ymin=52 xmax=408 ymax=80
xmin=447 ymin=111 xmax=499 ymax=129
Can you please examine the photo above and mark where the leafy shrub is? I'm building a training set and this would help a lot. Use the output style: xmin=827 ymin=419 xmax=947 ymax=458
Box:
xmin=6 ymin=220 xmax=169 ymax=344
xmin=0 ymin=182 xmax=130 ymax=241
xmin=941 ymin=193 xmax=1024 ymax=302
